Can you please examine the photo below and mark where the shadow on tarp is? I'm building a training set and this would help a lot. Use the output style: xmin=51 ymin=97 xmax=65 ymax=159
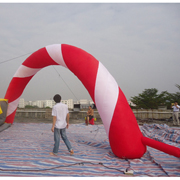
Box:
xmin=0 ymin=99 xmax=11 ymax=132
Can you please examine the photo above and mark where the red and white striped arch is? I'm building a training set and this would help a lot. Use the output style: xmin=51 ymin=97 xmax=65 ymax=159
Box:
xmin=4 ymin=44 xmax=146 ymax=159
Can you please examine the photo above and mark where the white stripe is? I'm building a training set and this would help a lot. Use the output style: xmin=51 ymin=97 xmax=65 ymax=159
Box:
xmin=14 ymin=65 xmax=41 ymax=78
xmin=45 ymin=44 xmax=67 ymax=68
xmin=95 ymin=62 xmax=119 ymax=136
xmin=7 ymin=97 xmax=21 ymax=116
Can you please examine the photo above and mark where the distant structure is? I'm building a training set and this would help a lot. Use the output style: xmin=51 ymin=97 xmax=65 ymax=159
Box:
xmin=62 ymin=99 xmax=74 ymax=109
xmin=18 ymin=98 xmax=25 ymax=108
xmin=128 ymin=100 xmax=136 ymax=107
xmin=18 ymin=98 xmax=94 ymax=110
xmin=18 ymin=98 xmax=134 ymax=110
xmin=44 ymin=100 xmax=55 ymax=108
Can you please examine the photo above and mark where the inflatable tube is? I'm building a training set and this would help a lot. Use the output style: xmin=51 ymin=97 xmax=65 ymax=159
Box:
xmin=4 ymin=44 xmax=180 ymax=159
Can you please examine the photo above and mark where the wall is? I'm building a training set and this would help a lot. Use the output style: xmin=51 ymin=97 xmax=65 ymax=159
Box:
xmin=15 ymin=108 xmax=175 ymax=120
xmin=132 ymin=109 xmax=175 ymax=120
xmin=15 ymin=108 xmax=101 ymax=120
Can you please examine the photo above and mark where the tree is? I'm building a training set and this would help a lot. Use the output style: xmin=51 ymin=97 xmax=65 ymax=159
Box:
xmin=130 ymin=88 xmax=171 ymax=109
xmin=130 ymin=85 xmax=180 ymax=109
xmin=25 ymin=105 xmax=39 ymax=109
xmin=175 ymin=84 xmax=180 ymax=90
xmin=25 ymin=105 xmax=34 ymax=108
xmin=169 ymin=84 xmax=180 ymax=104
xmin=157 ymin=91 xmax=172 ymax=109
xmin=45 ymin=106 xmax=51 ymax=109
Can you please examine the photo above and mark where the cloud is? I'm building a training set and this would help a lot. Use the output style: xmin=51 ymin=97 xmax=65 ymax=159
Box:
xmin=0 ymin=3 xmax=180 ymax=101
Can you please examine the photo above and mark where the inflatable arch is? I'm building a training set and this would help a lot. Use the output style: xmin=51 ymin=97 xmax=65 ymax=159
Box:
xmin=4 ymin=44 xmax=180 ymax=159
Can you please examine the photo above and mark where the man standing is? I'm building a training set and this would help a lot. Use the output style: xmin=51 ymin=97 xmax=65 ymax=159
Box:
xmin=50 ymin=94 xmax=74 ymax=156
xmin=171 ymin=101 xmax=180 ymax=126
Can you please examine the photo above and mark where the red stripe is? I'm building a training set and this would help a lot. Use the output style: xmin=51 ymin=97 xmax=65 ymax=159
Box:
xmin=4 ymin=47 xmax=60 ymax=124
xmin=22 ymin=47 xmax=59 ymax=68
xmin=61 ymin=44 xmax=99 ymax=102
xmin=5 ymin=47 xmax=59 ymax=103
xmin=142 ymin=136 xmax=180 ymax=157
xmin=109 ymin=87 xmax=146 ymax=159
xmin=5 ymin=111 xmax=16 ymax=124
xmin=4 ymin=76 xmax=33 ymax=103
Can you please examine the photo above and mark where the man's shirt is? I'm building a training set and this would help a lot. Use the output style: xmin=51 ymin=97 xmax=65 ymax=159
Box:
xmin=52 ymin=102 xmax=69 ymax=129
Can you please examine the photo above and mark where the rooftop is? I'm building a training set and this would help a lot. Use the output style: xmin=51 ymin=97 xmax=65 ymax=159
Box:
xmin=0 ymin=122 xmax=180 ymax=177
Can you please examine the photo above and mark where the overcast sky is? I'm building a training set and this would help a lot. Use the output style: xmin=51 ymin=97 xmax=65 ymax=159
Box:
xmin=0 ymin=3 xmax=180 ymax=102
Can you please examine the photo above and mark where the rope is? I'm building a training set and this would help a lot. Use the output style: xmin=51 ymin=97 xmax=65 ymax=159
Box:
xmin=0 ymin=52 xmax=33 ymax=65
xmin=52 ymin=66 xmax=79 ymax=101
xmin=0 ymin=161 xmax=125 ymax=173
xmin=0 ymin=51 xmax=79 ymax=101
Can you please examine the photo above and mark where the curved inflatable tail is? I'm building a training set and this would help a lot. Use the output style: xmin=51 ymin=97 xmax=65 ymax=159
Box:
xmin=142 ymin=136 xmax=180 ymax=158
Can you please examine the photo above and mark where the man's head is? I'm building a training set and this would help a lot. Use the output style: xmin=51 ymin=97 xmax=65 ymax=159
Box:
xmin=53 ymin=94 xmax=61 ymax=103
xmin=175 ymin=101 xmax=178 ymax=105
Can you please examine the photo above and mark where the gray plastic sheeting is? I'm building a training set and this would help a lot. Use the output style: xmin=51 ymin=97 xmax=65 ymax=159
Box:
xmin=0 ymin=99 xmax=10 ymax=132
xmin=0 ymin=99 xmax=8 ymax=126
xmin=0 ymin=123 xmax=11 ymax=132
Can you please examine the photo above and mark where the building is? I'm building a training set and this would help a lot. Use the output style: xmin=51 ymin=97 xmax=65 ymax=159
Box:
xmin=128 ymin=101 xmax=136 ymax=107
xmin=21 ymin=98 xmax=92 ymax=110
xmin=68 ymin=99 xmax=74 ymax=109
xmin=74 ymin=99 xmax=95 ymax=111
xmin=35 ymin=100 xmax=44 ymax=108
xmin=44 ymin=100 xmax=55 ymax=108
xmin=89 ymin=100 xmax=94 ymax=105
xmin=25 ymin=101 xmax=32 ymax=106
xmin=61 ymin=99 xmax=74 ymax=110
xmin=18 ymin=98 xmax=25 ymax=108
xmin=32 ymin=101 xmax=37 ymax=107
xmin=79 ymin=99 xmax=89 ymax=104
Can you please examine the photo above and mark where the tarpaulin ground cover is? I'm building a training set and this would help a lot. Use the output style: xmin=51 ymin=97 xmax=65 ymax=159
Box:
xmin=0 ymin=122 xmax=180 ymax=177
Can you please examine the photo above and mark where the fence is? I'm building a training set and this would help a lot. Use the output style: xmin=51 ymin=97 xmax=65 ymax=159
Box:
xmin=15 ymin=108 xmax=175 ymax=120
xmin=15 ymin=109 xmax=101 ymax=120
xmin=132 ymin=109 xmax=174 ymax=120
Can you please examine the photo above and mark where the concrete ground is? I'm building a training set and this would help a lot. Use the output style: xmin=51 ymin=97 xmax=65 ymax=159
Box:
xmin=14 ymin=116 xmax=179 ymax=127
xmin=14 ymin=117 xmax=103 ymax=124
xmin=1 ymin=122 xmax=180 ymax=177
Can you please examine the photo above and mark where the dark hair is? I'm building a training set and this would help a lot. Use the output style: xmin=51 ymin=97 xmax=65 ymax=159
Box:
xmin=175 ymin=101 xmax=178 ymax=103
xmin=53 ymin=94 xmax=61 ymax=103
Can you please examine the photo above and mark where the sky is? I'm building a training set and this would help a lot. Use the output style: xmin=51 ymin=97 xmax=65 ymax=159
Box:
xmin=0 ymin=2 xmax=180 ymax=102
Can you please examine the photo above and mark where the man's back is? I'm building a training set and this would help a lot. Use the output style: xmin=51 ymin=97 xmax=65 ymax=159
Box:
xmin=52 ymin=102 xmax=69 ymax=129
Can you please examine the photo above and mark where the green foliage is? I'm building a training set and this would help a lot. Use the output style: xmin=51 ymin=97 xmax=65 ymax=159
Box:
xmin=45 ymin=106 xmax=51 ymax=108
xmin=130 ymin=85 xmax=180 ymax=109
xmin=25 ymin=105 xmax=39 ymax=109
xmin=168 ymin=85 xmax=180 ymax=104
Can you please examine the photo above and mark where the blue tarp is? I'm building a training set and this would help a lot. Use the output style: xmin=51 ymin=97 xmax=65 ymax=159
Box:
xmin=0 ymin=123 xmax=180 ymax=177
